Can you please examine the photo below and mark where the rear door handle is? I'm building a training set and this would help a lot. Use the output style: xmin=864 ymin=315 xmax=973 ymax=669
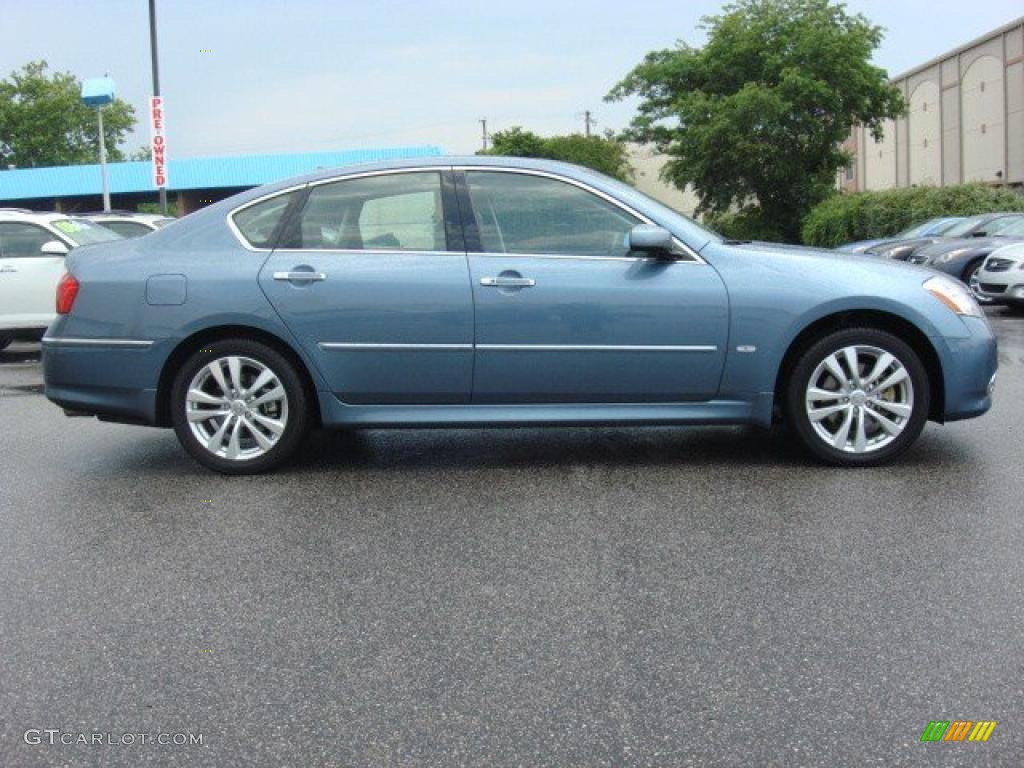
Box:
xmin=0 ymin=265 xmax=16 ymax=273
xmin=480 ymin=276 xmax=535 ymax=288
xmin=273 ymin=271 xmax=327 ymax=282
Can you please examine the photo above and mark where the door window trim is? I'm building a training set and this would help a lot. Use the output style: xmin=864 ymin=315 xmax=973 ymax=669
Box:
xmin=453 ymin=166 xmax=704 ymax=264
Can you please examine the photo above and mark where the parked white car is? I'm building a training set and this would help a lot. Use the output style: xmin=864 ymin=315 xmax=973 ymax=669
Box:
xmin=0 ymin=209 xmax=121 ymax=350
xmin=975 ymin=241 xmax=1024 ymax=311
xmin=82 ymin=211 xmax=175 ymax=238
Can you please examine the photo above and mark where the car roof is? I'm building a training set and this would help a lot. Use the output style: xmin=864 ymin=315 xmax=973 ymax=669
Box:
xmin=229 ymin=155 xmax=613 ymax=201
xmin=0 ymin=209 xmax=78 ymax=224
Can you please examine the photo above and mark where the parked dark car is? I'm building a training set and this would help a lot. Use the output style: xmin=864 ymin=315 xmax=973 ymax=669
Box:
xmin=866 ymin=213 xmax=1023 ymax=261
xmin=909 ymin=215 xmax=1024 ymax=302
xmin=837 ymin=217 xmax=963 ymax=254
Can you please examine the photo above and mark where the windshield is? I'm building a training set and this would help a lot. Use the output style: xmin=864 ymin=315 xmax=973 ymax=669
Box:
xmin=994 ymin=217 xmax=1024 ymax=237
xmin=943 ymin=215 xmax=990 ymax=237
xmin=897 ymin=218 xmax=949 ymax=238
xmin=51 ymin=218 xmax=123 ymax=246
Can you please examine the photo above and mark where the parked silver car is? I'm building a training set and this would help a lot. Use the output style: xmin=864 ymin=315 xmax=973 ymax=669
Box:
xmin=975 ymin=242 xmax=1024 ymax=310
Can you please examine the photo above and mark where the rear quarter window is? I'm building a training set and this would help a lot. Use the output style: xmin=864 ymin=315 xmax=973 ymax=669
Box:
xmin=232 ymin=191 xmax=297 ymax=248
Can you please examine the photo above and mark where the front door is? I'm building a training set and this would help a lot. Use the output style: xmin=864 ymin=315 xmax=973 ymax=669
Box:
xmin=460 ymin=170 xmax=729 ymax=403
xmin=0 ymin=222 xmax=66 ymax=330
xmin=258 ymin=169 xmax=474 ymax=404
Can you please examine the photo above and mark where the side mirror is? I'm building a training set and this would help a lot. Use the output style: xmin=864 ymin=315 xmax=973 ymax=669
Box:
xmin=41 ymin=240 xmax=69 ymax=256
xmin=628 ymin=224 xmax=674 ymax=256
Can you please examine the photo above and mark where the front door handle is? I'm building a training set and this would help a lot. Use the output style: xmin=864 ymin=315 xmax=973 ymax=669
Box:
xmin=273 ymin=271 xmax=327 ymax=282
xmin=480 ymin=276 xmax=535 ymax=288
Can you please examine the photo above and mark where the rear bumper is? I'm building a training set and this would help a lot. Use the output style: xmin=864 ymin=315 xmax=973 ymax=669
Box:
xmin=42 ymin=337 xmax=162 ymax=424
xmin=937 ymin=316 xmax=997 ymax=421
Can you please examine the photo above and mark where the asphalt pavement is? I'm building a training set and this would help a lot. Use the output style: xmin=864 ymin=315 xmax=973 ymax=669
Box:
xmin=2 ymin=310 xmax=1023 ymax=767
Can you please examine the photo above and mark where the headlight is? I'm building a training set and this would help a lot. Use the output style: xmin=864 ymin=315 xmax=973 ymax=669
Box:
xmin=933 ymin=248 xmax=972 ymax=264
xmin=924 ymin=276 xmax=982 ymax=317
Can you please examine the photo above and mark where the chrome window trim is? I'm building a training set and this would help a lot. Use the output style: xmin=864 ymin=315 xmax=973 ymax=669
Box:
xmin=272 ymin=248 xmax=458 ymax=257
xmin=453 ymin=165 xmax=705 ymax=263
xmin=42 ymin=337 xmax=154 ymax=349
xmin=226 ymin=165 xmax=707 ymax=262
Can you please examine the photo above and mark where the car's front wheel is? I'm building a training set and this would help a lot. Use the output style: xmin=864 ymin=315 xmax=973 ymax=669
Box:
xmin=170 ymin=339 xmax=310 ymax=474
xmin=785 ymin=328 xmax=930 ymax=466
xmin=0 ymin=335 xmax=12 ymax=352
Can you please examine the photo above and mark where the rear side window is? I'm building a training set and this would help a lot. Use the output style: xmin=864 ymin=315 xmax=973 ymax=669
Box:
xmin=284 ymin=172 xmax=445 ymax=251
xmin=233 ymin=191 xmax=296 ymax=248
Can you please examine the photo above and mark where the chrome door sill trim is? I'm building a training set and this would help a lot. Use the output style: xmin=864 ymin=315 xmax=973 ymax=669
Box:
xmin=318 ymin=342 xmax=473 ymax=351
xmin=475 ymin=344 xmax=719 ymax=352
xmin=42 ymin=337 xmax=154 ymax=349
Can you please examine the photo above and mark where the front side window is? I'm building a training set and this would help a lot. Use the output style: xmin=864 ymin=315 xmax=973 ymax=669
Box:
xmin=465 ymin=171 xmax=640 ymax=258
xmin=0 ymin=222 xmax=60 ymax=258
xmin=233 ymin=191 xmax=297 ymax=248
xmin=287 ymin=172 xmax=446 ymax=251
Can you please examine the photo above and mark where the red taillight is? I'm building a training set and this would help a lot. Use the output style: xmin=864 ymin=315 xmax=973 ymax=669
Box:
xmin=56 ymin=272 xmax=80 ymax=314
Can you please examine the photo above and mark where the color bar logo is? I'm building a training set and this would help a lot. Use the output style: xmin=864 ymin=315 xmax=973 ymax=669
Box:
xmin=921 ymin=720 xmax=997 ymax=742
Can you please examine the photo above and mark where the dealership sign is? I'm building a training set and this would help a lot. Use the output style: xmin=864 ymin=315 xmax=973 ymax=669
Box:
xmin=150 ymin=96 xmax=168 ymax=188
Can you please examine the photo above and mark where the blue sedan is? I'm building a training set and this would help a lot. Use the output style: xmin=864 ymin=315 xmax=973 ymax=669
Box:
xmin=42 ymin=157 xmax=997 ymax=473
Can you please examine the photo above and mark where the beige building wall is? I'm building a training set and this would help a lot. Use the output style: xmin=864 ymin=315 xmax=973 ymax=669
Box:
xmin=627 ymin=145 xmax=701 ymax=216
xmin=848 ymin=16 xmax=1024 ymax=192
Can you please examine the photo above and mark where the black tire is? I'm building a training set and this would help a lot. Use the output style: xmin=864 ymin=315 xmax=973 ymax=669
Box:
xmin=785 ymin=328 xmax=930 ymax=467
xmin=170 ymin=338 xmax=310 ymax=474
xmin=0 ymin=335 xmax=12 ymax=352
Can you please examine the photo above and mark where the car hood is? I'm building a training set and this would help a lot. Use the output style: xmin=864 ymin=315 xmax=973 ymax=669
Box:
xmin=915 ymin=236 xmax=1021 ymax=259
xmin=865 ymin=236 xmax=939 ymax=254
xmin=725 ymin=240 xmax=936 ymax=278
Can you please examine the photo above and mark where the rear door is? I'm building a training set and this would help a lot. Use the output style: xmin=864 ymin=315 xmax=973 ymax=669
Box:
xmin=0 ymin=222 xmax=66 ymax=330
xmin=257 ymin=169 xmax=474 ymax=404
xmin=458 ymin=169 xmax=729 ymax=403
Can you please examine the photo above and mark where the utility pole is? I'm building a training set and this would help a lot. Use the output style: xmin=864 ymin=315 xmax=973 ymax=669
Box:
xmin=97 ymin=107 xmax=110 ymax=211
xmin=479 ymin=119 xmax=489 ymax=152
xmin=584 ymin=110 xmax=595 ymax=138
xmin=148 ymin=0 xmax=168 ymax=215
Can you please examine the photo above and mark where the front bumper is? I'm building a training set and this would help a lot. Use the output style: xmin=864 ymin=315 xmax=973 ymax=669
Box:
xmin=975 ymin=268 xmax=1024 ymax=304
xmin=937 ymin=315 xmax=997 ymax=421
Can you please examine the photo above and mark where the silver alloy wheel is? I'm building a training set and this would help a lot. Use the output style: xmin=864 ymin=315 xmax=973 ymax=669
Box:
xmin=805 ymin=345 xmax=914 ymax=454
xmin=185 ymin=355 xmax=289 ymax=461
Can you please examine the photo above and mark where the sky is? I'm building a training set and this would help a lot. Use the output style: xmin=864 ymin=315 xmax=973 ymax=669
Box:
xmin=2 ymin=0 xmax=1022 ymax=160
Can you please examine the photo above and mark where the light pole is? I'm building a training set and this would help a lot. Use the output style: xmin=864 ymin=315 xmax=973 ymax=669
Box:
xmin=149 ymin=0 xmax=168 ymax=215
xmin=81 ymin=76 xmax=116 ymax=212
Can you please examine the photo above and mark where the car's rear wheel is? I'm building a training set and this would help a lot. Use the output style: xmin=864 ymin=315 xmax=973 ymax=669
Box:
xmin=964 ymin=260 xmax=993 ymax=305
xmin=785 ymin=328 xmax=930 ymax=466
xmin=171 ymin=339 xmax=309 ymax=474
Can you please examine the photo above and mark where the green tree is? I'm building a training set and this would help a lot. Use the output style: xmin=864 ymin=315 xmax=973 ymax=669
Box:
xmin=607 ymin=0 xmax=905 ymax=242
xmin=0 ymin=61 xmax=136 ymax=169
xmin=129 ymin=145 xmax=152 ymax=161
xmin=483 ymin=127 xmax=633 ymax=182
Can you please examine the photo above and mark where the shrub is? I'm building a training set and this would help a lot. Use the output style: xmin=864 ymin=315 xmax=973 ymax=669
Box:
xmin=801 ymin=184 xmax=1024 ymax=248
xmin=704 ymin=207 xmax=789 ymax=243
